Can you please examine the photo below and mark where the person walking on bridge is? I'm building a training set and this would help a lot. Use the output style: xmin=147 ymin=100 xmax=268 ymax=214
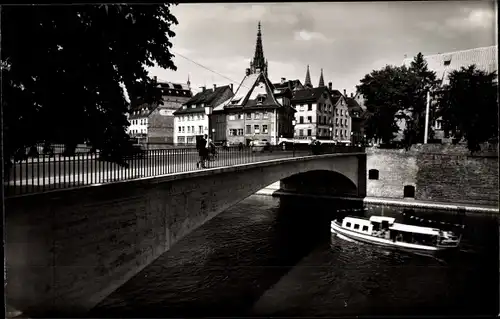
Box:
xmin=196 ymin=134 xmax=209 ymax=169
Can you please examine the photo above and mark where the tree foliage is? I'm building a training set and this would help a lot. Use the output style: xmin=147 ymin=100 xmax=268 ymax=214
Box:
xmin=2 ymin=4 xmax=179 ymax=167
xmin=357 ymin=53 xmax=438 ymax=148
xmin=436 ymin=65 xmax=498 ymax=154
xmin=357 ymin=65 xmax=409 ymax=143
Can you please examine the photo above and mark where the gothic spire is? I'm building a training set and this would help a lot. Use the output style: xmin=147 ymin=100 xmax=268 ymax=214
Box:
xmin=318 ymin=68 xmax=325 ymax=87
xmin=250 ymin=21 xmax=267 ymax=76
xmin=304 ymin=65 xmax=312 ymax=88
xmin=187 ymin=74 xmax=191 ymax=89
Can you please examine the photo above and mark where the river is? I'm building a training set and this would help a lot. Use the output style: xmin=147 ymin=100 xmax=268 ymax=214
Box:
xmin=92 ymin=194 xmax=499 ymax=318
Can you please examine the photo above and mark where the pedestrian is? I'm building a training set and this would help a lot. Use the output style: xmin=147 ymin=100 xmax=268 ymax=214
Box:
xmin=197 ymin=134 xmax=208 ymax=168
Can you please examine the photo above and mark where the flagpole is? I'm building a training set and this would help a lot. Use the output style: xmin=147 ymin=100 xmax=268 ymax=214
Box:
xmin=424 ymin=90 xmax=431 ymax=144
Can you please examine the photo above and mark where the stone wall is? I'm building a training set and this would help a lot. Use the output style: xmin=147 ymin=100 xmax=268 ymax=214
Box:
xmin=5 ymin=153 xmax=364 ymax=317
xmin=366 ymin=145 xmax=498 ymax=206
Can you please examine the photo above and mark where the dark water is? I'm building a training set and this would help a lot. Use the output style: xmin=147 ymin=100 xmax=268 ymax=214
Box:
xmin=92 ymin=195 xmax=499 ymax=318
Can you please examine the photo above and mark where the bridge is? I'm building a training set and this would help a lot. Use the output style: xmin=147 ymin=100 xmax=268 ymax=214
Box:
xmin=5 ymin=148 xmax=366 ymax=317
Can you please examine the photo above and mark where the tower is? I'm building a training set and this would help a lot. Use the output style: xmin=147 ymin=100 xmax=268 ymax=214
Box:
xmin=249 ymin=21 xmax=268 ymax=77
xmin=304 ymin=65 xmax=312 ymax=88
xmin=187 ymin=74 xmax=191 ymax=89
xmin=318 ymin=68 xmax=325 ymax=87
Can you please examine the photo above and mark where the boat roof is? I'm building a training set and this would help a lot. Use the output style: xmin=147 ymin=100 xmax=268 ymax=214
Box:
xmin=390 ymin=223 xmax=441 ymax=236
xmin=369 ymin=216 xmax=396 ymax=224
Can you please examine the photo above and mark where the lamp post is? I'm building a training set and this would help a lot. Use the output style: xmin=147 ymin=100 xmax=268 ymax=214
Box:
xmin=329 ymin=127 xmax=333 ymax=141
xmin=350 ymin=131 xmax=353 ymax=145
xmin=204 ymin=105 xmax=213 ymax=141
xmin=292 ymin=119 xmax=296 ymax=156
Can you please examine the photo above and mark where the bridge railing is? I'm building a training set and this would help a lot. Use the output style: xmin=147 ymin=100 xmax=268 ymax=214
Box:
xmin=5 ymin=145 xmax=364 ymax=196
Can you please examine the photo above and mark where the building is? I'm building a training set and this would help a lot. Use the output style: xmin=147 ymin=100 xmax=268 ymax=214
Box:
xmin=290 ymin=67 xmax=352 ymax=144
xmin=273 ymin=78 xmax=304 ymax=91
xmin=218 ymin=22 xmax=296 ymax=146
xmin=127 ymin=77 xmax=192 ymax=143
xmin=173 ymin=84 xmax=234 ymax=145
xmin=401 ymin=45 xmax=498 ymax=142
xmin=345 ymin=94 xmax=365 ymax=145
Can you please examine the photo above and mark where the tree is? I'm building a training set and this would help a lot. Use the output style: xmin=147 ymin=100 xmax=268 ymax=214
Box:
xmin=436 ymin=65 xmax=498 ymax=154
xmin=357 ymin=65 xmax=410 ymax=144
xmin=2 ymin=4 xmax=179 ymax=171
xmin=400 ymin=53 xmax=439 ymax=149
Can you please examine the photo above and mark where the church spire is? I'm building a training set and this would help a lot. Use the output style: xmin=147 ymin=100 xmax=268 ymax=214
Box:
xmin=318 ymin=68 xmax=325 ymax=87
xmin=187 ymin=74 xmax=191 ymax=89
xmin=304 ymin=65 xmax=312 ymax=88
xmin=250 ymin=21 xmax=267 ymax=77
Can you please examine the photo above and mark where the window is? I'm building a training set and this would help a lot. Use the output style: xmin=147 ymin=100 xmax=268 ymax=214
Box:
xmin=307 ymin=129 xmax=312 ymax=136
xmin=262 ymin=125 xmax=268 ymax=134
xmin=435 ymin=120 xmax=442 ymax=130
xmin=187 ymin=136 xmax=194 ymax=144
xmin=404 ymin=185 xmax=415 ymax=198
xmin=178 ymin=126 xmax=182 ymax=132
xmin=341 ymin=110 xmax=343 ymax=116
xmin=323 ymin=116 xmax=327 ymax=124
xmin=229 ymin=129 xmax=237 ymax=136
xmin=336 ymin=109 xmax=339 ymax=116
xmin=199 ymin=126 xmax=203 ymax=134
xmin=346 ymin=222 xmax=352 ymax=228
xmin=336 ymin=118 xmax=339 ymax=125
xmin=353 ymin=224 xmax=360 ymax=230
xmin=187 ymin=126 xmax=191 ymax=133
xmin=246 ymin=113 xmax=252 ymax=120
xmin=191 ymin=126 xmax=195 ymax=133
xmin=191 ymin=104 xmax=196 ymax=109
xmin=228 ymin=115 xmax=236 ymax=121
xmin=307 ymin=116 xmax=312 ymax=123
xmin=368 ymin=169 xmax=379 ymax=180
xmin=181 ymin=126 xmax=185 ymax=132
xmin=177 ymin=136 xmax=185 ymax=143
xmin=344 ymin=130 xmax=347 ymax=137
xmin=254 ymin=125 xmax=260 ymax=133
xmin=362 ymin=225 xmax=369 ymax=232
xmin=444 ymin=59 xmax=451 ymax=66
xmin=237 ymin=128 xmax=243 ymax=135
xmin=255 ymin=113 xmax=262 ymax=120
xmin=344 ymin=119 xmax=348 ymax=126
xmin=263 ymin=112 xmax=269 ymax=119
xmin=308 ymin=103 xmax=312 ymax=111
xmin=300 ymin=116 xmax=304 ymax=124
xmin=238 ymin=114 xmax=244 ymax=120
xmin=246 ymin=125 xmax=252 ymax=134
xmin=335 ymin=129 xmax=338 ymax=136
xmin=299 ymin=129 xmax=304 ymax=136
xmin=257 ymin=96 xmax=265 ymax=104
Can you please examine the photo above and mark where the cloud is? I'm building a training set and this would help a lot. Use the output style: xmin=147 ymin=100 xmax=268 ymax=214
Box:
xmin=294 ymin=30 xmax=333 ymax=42
xmin=446 ymin=8 xmax=495 ymax=30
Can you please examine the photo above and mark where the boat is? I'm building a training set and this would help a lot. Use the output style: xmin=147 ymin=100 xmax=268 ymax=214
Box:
xmin=330 ymin=215 xmax=462 ymax=252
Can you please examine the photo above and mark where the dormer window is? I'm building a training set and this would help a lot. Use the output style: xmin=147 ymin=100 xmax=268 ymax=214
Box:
xmin=182 ymin=105 xmax=187 ymax=109
xmin=257 ymin=95 xmax=265 ymax=104
xmin=444 ymin=59 xmax=451 ymax=66
xmin=191 ymin=104 xmax=196 ymax=108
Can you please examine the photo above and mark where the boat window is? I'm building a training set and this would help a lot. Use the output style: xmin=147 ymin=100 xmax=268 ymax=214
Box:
xmin=346 ymin=222 xmax=352 ymax=228
xmin=353 ymin=224 xmax=360 ymax=230
xmin=362 ymin=225 xmax=369 ymax=232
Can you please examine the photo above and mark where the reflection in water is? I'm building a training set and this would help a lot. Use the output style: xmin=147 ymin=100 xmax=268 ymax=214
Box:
xmin=92 ymin=195 xmax=498 ymax=318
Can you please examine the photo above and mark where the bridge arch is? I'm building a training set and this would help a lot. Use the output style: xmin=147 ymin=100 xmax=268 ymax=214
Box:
xmin=279 ymin=169 xmax=358 ymax=197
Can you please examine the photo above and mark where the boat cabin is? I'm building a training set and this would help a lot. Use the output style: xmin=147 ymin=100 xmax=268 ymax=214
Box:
xmin=340 ymin=215 xmax=460 ymax=247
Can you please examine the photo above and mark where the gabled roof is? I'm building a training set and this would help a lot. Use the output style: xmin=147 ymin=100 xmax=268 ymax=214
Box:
xmin=224 ymin=72 xmax=281 ymax=109
xmin=291 ymin=87 xmax=331 ymax=103
xmin=174 ymin=85 xmax=232 ymax=115
xmin=273 ymin=79 xmax=304 ymax=91
xmin=402 ymin=45 xmax=498 ymax=86
xmin=346 ymin=97 xmax=364 ymax=117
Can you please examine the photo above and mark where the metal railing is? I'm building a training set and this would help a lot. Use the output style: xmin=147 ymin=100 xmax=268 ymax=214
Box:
xmin=4 ymin=144 xmax=364 ymax=197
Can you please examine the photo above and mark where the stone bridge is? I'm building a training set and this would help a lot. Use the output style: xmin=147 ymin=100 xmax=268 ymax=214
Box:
xmin=5 ymin=152 xmax=366 ymax=317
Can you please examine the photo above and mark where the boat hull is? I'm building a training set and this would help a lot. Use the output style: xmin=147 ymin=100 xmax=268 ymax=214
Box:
xmin=331 ymin=220 xmax=458 ymax=253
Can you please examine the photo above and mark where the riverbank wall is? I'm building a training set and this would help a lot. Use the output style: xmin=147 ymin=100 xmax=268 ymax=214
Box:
xmin=256 ymin=144 xmax=498 ymax=213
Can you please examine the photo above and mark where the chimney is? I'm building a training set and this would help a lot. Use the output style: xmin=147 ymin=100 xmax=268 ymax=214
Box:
xmin=350 ymin=92 xmax=353 ymax=98
xmin=343 ymin=89 xmax=347 ymax=96
xmin=200 ymin=86 xmax=206 ymax=92
xmin=230 ymin=83 xmax=234 ymax=91
xmin=213 ymin=84 xmax=217 ymax=90
xmin=328 ymin=82 xmax=332 ymax=91
xmin=281 ymin=77 xmax=286 ymax=84
xmin=245 ymin=68 xmax=251 ymax=76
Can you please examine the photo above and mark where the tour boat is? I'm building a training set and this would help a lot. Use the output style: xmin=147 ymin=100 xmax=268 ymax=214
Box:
xmin=330 ymin=215 xmax=462 ymax=252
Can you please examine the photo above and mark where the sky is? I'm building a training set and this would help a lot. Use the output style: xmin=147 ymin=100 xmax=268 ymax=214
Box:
xmin=148 ymin=1 xmax=497 ymax=96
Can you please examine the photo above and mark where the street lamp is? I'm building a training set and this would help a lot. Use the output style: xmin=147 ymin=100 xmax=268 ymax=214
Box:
xmin=292 ymin=119 xmax=296 ymax=156
xmin=329 ymin=127 xmax=333 ymax=140
xmin=204 ymin=105 xmax=213 ymax=140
